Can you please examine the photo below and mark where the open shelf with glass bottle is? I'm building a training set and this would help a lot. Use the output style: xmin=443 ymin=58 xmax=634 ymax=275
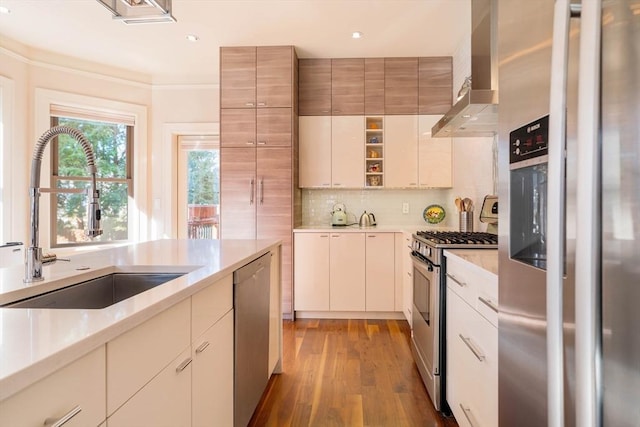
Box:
xmin=365 ymin=116 xmax=384 ymax=187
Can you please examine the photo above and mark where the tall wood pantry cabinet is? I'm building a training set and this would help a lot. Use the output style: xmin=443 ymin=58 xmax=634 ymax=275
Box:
xmin=220 ymin=46 xmax=301 ymax=318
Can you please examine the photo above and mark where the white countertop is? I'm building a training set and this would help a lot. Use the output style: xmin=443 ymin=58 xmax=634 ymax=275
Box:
xmin=444 ymin=249 xmax=499 ymax=276
xmin=294 ymin=224 xmax=452 ymax=233
xmin=0 ymin=238 xmax=279 ymax=401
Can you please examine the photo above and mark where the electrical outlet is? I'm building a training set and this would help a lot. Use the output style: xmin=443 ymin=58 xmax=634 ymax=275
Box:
xmin=402 ymin=202 xmax=409 ymax=214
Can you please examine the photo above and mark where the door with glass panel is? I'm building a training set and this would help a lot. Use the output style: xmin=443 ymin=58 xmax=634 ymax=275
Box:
xmin=177 ymin=135 xmax=220 ymax=239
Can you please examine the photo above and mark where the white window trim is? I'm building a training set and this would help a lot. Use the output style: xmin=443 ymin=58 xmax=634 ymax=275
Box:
xmin=35 ymin=88 xmax=148 ymax=251
xmin=160 ymin=122 xmax=219 ymax=239
xmin=0 ymin=75 xmax=16 ymax=244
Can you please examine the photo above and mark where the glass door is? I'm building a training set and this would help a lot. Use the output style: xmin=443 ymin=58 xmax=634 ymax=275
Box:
xmin=177 ymin=135 xmax=220 ymax=239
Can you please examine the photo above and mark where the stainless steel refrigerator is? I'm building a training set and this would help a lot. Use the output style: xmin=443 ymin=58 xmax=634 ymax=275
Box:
xmin=498 ymin=0 xmax=640 ymax=426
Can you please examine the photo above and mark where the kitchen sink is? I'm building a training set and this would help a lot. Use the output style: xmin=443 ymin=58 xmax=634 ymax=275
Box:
xmin=3 ymin=273 xmax=185 ymax=309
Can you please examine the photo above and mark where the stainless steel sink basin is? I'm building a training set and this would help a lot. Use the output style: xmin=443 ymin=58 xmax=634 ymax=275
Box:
xmin=3 ymin=273 xmax=185 ymax=309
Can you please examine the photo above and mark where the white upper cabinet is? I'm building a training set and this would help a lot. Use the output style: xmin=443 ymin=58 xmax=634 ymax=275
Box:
xmin=385 ymin=115 xmax=419 ymax=188
xmin=299 ymin=116 xmax=331 ymax=188
xmin=419 ymin=115 xmax=452 ymax=188
xmin=331 ymin=116 xmax=365 ymax=188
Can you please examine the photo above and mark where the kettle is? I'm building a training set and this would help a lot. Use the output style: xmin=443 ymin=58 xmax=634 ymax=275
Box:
xmin=331 ymin=203 xmax=348 ymax=226
xmin=358 ymin=211 xmax=377 ymax=227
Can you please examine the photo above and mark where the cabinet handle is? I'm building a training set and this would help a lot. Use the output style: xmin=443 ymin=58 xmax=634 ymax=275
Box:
xmin=331 ymin=234 xmax=340 ymax=238
xmin=257 ymin=141 xmax=267 ymax=145
xmin=246 ymin=141 xmax=256 ymax=145
xmin=257 ymin=102 xmax=266 ymax=106
xmin=333 ymin=183 xmax=342 ymax=186
xmin=249 ymin=179 xmax=255 ymax=205
xmin=446 ymin=273 xmax=467 ymax=288
xmin=367 ymin=235 xmax=377 ymax=238
xmin=478 ymin=296 xmax=499 ymax=313
xmin=44 ymin=405 xmax=82 ymax=427
xmin=245 ymin=102 xmax=255 ymax=107
xmin=409 ymin=183 xmax=417 ymax=186
xmin=176 ymin=357 xmax=192 ymax=373
xmin=407 ymin=272 xmax=411 ymax=277
xmin=322 ymin=183 xmax=330 ymax=186
xmin=321 ymin=110 xmax=330 ymax=113
xmin=319 ymin=234 xmax=329 ymax=237
xmin=195 ymin=341 xmax=210 ymax=354
xmin=459 ymin=334 xmax=485 ymax=362
xmin=460 ymin=404 xmax=479 ymax=427
xmin=333 ymin=109 xmax=341 ymax=113
xmin=259 ymin=177 xmax=264 ymax=204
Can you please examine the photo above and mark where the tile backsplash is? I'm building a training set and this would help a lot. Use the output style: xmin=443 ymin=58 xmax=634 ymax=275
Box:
xmin=301 ymin=136 xmax=496 ymax=231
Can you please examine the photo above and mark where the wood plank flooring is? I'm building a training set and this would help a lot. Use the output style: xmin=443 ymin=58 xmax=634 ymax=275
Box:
xmin=249 ymin=319 xmax=458 ymax=427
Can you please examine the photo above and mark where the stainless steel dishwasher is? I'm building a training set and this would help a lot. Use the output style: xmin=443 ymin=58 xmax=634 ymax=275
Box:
xmin=233 ymin=252 xmax=271 ymax=427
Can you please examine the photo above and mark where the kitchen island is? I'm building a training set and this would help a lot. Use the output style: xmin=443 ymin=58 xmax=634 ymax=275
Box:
xmin=0 ymin=238 xmax=282 ymax=426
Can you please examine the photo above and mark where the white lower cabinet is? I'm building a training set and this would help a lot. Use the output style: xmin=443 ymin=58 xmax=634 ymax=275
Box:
xmin=0 ymin=346 xmax=106 ymax=427
xmin=192 ymin=310 xmax=234 ymax=427
xmin=294 ymin=231 xmax=397 ymax=313
xmin=446 ymin=256 xmax=498 ymax=427
xmin=400 ymin=231 xmax=413 ymax=324
xmin=107 ymin=346 xmax=192 ymax=427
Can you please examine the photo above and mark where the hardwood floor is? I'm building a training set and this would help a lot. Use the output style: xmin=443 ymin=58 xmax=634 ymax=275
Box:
xmin=249 ymin=319 xmax=458 ymax=427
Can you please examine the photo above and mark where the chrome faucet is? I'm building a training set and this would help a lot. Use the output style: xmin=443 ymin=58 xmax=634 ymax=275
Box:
xmin=25 ymin=125 xmax=103 ymax=283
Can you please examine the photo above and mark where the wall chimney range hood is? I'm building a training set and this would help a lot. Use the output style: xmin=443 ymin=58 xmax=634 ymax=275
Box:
xmin=432 ymin=0 xmax=497 ymax=138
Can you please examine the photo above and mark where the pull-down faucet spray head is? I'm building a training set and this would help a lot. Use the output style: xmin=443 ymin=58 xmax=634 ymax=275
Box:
xmin=25 ymin=125 xmax=103 ymax=282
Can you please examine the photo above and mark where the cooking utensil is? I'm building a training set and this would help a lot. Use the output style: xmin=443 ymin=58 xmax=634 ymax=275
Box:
xmin=463 ymin=197 xmax=473 ymax=212
xmin=455 ymin=197 xmax=463 ymax=212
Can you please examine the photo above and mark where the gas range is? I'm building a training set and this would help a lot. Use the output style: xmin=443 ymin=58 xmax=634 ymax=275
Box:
xmin=412 ymin=231 xmax=498 ymax=265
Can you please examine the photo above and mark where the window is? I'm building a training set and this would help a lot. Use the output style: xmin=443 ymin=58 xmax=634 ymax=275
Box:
xmin=50 ymin=111 xmax=133 ymax=247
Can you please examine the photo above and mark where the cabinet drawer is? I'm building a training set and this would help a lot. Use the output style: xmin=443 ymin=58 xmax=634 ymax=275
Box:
xmin=446 ymin=257 xmax=477 ymax=306
xmin=107 ymin=298 xmax=191 ymax=415
xmin=192 ymin=275 xmax=233 ymax=339
xmin=0 ymin=346 xmax=106 ymax=427
xmin=107 ymin=347 xmax=192 ymax=427
xmin=449 ymin=288 xmax=498 ymax=427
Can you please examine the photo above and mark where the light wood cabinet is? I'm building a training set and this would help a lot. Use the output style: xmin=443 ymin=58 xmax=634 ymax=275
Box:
xmin=365 ymin=58 xmax=385 ymax=115
xmin=365 ymin=233 xmax=395 ymax=311
xmin=221 ymin=46 xmax=294 ymax=108
xmin=220 ymin=45 xmax=299 ymax=317
xmin=220 ymin=46 xmax=256 ymax=109
xmin=331 ymin=116 xmax=364 ymax=188
xmin=299 ymin=58 xmax=332 ymax=115
xmin=294 ymin=232 xmax=330 ymax=311
xmin=192 ymin=311 xmax=234 ymax=427
xmin=385 ymin=115 xmax=419 ymax=188
xmin=418 ymin=115 xmax=452 ymax=188
xmin=256 ymin=46 xmax=294 ymax=108
xmin=418 ymin=57 xmax=453 ymax=114
xmin=0 ymin=347 xmax=106 ymax=427
xmin=329 ymin=233 xmax=366 ymax=311
xmin=331 ymin=58 xmax=365 ymax=115
xmin=385 ymin=58 xmax=419 ymax=115
xmin=446 ymin=254 xmax=498 ymax=427
xmin=299 ymin=116 xmax=331 ymax=187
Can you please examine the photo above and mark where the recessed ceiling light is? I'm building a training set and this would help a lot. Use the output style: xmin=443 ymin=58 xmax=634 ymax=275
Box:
xmin=0 ymin=6 xmax=11 ymax=14
xmin=186 ymin=34 xmax=199 ymax=42
xmin=352 ymin=31 xmax=363 ymax=39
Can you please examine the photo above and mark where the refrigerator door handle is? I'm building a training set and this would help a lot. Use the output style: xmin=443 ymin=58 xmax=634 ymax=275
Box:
xmin=547 ymin=1 xmax=577 ymax=426
xmin=575 ymin=1 xmax=602 ymax=426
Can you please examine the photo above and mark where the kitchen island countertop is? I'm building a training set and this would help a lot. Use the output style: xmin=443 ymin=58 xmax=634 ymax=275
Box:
xmin=444 ymin=248 xmax=498 ymax=276
xmin=0 ymin=238 xmax=280 ymax=401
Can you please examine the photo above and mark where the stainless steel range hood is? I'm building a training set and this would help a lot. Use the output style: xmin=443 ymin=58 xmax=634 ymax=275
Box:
xmin=432 ymin=0 xmax=497 ymax=137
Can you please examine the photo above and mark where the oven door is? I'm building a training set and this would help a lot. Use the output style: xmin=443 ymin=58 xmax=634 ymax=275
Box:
xmin=411 ymin=251 xmax=441 ymax=408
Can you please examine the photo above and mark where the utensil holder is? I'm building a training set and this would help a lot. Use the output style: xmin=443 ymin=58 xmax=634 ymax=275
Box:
xmin=459 ymin=211 xmax=473 ymax=232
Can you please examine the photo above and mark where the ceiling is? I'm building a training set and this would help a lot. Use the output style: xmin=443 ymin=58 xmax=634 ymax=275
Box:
xmin=0 ymin=0 xmax=470 ymax=85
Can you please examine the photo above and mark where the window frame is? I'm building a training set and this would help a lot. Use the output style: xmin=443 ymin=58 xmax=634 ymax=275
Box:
xmin=49 ymin=116 xmax=134 ymax=248
xmin=35 ymin=88 xmax=148 ymax=251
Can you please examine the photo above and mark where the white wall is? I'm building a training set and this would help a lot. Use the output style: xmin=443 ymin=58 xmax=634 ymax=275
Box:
xmin=0 ymin=44 xmax=219 ymax=246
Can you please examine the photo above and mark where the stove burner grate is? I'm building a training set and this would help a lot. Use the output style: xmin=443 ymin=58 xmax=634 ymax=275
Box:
xmin=416 ymin=231 xmax=498 ymax=245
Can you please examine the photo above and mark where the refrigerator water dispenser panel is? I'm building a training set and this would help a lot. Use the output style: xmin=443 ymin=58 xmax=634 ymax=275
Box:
xmin=509 ymin=115 xmax=549 ymax=165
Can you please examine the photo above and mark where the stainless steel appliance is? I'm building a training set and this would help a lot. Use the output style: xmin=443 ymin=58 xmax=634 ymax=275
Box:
xmin=410 ymin=231 xmax=497 ymax=412
xmin=498 ymin=1 xmax=640 ymax=425
xmin=233 ymin=252 xmax=271 ymax=427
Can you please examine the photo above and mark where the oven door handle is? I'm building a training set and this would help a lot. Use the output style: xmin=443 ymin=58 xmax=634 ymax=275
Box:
xmin=410 ymin=252 xmax=434 ymax=272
